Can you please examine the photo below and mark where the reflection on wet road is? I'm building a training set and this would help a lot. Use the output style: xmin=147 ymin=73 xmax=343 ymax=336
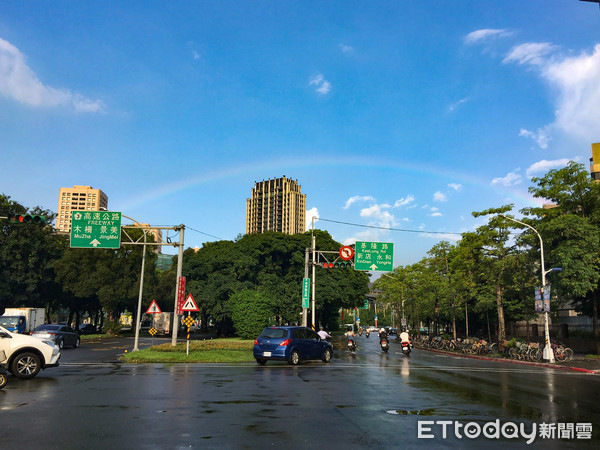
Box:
xmin=0 ymin=335 xmax=598 ymax=448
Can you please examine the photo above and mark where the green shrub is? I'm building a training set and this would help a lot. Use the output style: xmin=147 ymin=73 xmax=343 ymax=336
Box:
xmin=103 ymin=320 xmax=122 ymax=335
xmin=229 ymin=289 xmax=275 ymax=340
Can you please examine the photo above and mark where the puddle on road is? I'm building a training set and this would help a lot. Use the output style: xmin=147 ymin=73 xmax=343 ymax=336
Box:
xmin=386 ymin=409 xmax=437 ymax=415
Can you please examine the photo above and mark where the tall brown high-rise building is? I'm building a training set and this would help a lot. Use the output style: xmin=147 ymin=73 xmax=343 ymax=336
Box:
xmin=245 ymin=176 xmax=306 ymax=235
xmin=56 ymin=185 xmax=108 ymax=233
xmin=590 ymin=142 xmax=600 ymax=180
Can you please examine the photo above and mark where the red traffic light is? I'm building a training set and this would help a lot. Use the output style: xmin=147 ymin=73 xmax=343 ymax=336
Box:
xmin=7 ymin=213 xmax=45 ymax=224
xmin=322 ymin=261 xmax=353 ymax=269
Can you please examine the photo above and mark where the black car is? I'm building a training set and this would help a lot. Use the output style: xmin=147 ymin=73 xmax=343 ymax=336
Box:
xmin=78 ymin=323 xmax=98 ymax=334
xmin=32 ymin=324 xmax=80 ymax=349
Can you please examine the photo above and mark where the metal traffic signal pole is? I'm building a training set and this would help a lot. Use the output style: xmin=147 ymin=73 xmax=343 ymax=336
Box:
xmin=311 ymin=230 xmax=316 ymax=330
xmin=171 ymin=225 xmax=185 ymax=346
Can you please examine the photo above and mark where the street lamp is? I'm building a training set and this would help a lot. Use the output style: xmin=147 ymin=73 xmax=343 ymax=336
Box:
xmin=499 ymin=214 xmax=559 ymax=363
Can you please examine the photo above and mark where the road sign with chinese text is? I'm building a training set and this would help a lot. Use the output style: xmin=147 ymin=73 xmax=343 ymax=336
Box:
xmin=302 ymin=278 xmax=310 ymax=308
xmin=176 ymin=277 xmax=186 ymax=314
xmin=354 ymin=241 xmax=394 ymax=271
xmin=70 ymin=211 xmax=122 ymax=248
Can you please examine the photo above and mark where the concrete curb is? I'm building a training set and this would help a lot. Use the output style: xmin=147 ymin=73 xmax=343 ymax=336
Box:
xmin=416 ymin=346 xmax=599 ymax=374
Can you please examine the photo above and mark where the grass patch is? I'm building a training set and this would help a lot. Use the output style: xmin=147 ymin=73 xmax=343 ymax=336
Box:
xmin=120 ymin=338 xmax=255 ymax=363
xmin=80 ymin=333 xmax=116 ymax=341
xmin=585 ymin=354 xmax=600 ymax=359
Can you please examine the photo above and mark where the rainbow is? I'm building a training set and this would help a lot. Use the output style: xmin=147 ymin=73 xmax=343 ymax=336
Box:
xmin=118 ymin=154 xmax=541 ymax=211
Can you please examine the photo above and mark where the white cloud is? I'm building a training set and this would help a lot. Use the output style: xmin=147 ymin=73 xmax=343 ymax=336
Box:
xmin=525 ymin=159 xmax=571 ymax=178
xmin=519 ymin=128 xmax=551 ymax=149
xmin=309 ymin=74 xmax=331 ymax=95
xmin=306 ymin=207 xmax=319 ymax=231
xmin=448 ymin=97 xmax=469 ymax=112
xmin=448 ymin=183 xmax=462 ymax=191
xmin=433 ymin=191 xmax=447 ymax=202
xmin=491 ymin=170 xmax=522 ymax=187
xmin=503 ymin=42 xmax=557 ymax=66
xmin=339 ymin=44 xmax=354 ymax=54
xmin=502 ymin=42 xmax=600 ymax=145
xmin=431 ymin=212 xmax=443 ymax=217
xmin=393 ymin=195 xmax=415 ymax=208
xmin=0 ymin=38 xmax=104 ymax=113
xmin=343 ymin=195 xmax=375 ymax=209
xmin=542 ymin=44 xmax=600 ymax=142
xmin=464 ymin=29 xmax=512 ymax=45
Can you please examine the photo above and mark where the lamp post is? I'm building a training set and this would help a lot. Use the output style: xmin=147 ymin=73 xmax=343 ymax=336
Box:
xmin=499 ymin=214 xmax=558 ymax=363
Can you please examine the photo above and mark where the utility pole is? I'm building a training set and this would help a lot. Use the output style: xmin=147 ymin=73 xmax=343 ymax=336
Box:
xmin=171 ymin=225 xmax=185 ymax=346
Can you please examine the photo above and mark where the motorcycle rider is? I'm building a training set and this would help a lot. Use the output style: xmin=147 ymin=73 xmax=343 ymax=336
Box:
xmin=400 ymin=329 xmax=410 ymax=345
xmin=379 ymin=327 xmax=388 ymax=344
xmin=318 ymin=326 xmax=332 ymax=340
xmin=346 ymin=326 xmax=356 ymax=349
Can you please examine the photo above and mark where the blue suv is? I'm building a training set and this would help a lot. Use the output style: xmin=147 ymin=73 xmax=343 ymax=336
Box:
xmin=253 ymin=326 xmax=333 ymax=365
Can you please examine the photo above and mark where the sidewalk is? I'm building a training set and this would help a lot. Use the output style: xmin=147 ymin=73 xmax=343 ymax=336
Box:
xmin=418 ymin=346 xmax=600 ymax=374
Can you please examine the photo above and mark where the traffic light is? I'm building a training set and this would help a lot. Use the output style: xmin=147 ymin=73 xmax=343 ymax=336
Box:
xmin=7 ymin=213 xmax=46 ymax=224
xmin=322 ymin=261 xmax=353 ymax=269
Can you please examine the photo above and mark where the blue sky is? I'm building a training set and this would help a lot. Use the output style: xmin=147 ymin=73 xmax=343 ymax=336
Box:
xmin=1 ymin=1 xmax=599 ymax=268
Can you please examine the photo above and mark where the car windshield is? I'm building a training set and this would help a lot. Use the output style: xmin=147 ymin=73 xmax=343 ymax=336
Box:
xmin=0 ymin=317 xmax=19 ymax=327
xmin=259 ymin=328 xmax=287 ymax=339
xmin=34 ymin=325 xmax=60 ymax=332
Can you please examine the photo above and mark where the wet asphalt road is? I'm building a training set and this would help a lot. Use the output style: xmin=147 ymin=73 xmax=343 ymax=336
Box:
xmin=1 ymin=335 xmax=598 ymax=449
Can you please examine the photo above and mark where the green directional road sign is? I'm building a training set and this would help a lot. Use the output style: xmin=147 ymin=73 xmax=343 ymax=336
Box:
xmin=354 ymin=241 xmax=394 ymax=271
xmin=70 ymin=211 xmax=122 ymax=249
xmin=302 ymin=278 xmax=310 ymax=308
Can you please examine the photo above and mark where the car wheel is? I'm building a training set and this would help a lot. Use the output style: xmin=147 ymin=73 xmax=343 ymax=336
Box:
xmin=58 ymin=339 xmax=64 ymax=349
xmin=322 ymin=348 xmax=332 ymax=363
xmin=255 ymin=358 xmax=267 ymax=365
xmin=10 ymin=352 xmax=42 ymax=379
xmin=0 ymin=372 xmax=7 ymax=389
xmin=288 ymin=350 xmax=300 ymax=365
xmin=73 ymin=338 xmax=80 ymax=349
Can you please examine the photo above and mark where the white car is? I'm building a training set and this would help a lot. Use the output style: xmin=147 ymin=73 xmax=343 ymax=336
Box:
xmin=0 ymin=325 xmax=61 ymax=379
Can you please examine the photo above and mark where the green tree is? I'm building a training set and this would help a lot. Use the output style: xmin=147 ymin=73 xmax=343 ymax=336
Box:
xmin=0 ymin=195 xmax=60 ymax=312
xmin=228 ymin=288 xmax=275 ymax=339
xmin=527 ymin=161 xmax=600 ymax=352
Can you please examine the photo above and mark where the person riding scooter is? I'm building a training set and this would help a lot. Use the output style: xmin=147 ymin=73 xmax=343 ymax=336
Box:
xmin=346 ymin=326 xmax=356 ymax=352
xmin=379 ymin=328 xmax=388 ymax=344
xmin=379 ymin=327 xmax=390 ymax=352
xmin=400 ymin=330 xmax=411 ymax=347
xmin=400 ymin=329 xmax=412 ymax=355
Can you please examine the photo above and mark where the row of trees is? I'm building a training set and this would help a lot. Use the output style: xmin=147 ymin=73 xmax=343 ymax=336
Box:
xmin=0 ymin=194 xmax=161 ymax=330
xmin=2 ymin=162 xmax=599 ymax=348
xmin=1 ymin=193 xmax=369 ymax=336
xmin=374 ymin=162 xmax=600 ymax=353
